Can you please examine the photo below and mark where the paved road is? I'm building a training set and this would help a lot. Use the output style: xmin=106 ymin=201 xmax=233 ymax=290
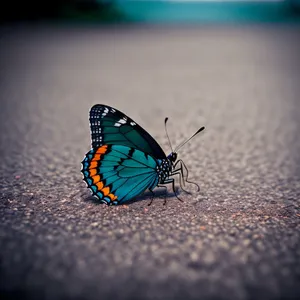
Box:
xmin=1 ymin=24 xmax=300 ymax=300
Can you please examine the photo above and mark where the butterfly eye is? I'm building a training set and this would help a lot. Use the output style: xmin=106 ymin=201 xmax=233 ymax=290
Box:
xmin=169 ymin=152 xmax=177 ymax=162
xmin=173 ymin=153 xmax=177 ymax=162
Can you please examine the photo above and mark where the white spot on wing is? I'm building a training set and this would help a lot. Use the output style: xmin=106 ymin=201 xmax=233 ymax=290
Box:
xmin=119 ymin=119 xmax=126 ymax=124
xmin=114 ymin=123 xmax=121 ymax=127
xmin=130 ymin=122 xmax=136 ymax=126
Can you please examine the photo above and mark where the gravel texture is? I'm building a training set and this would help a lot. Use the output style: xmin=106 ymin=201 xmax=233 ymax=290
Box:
xmin=0 ymin=24 xmax=300 ymax=300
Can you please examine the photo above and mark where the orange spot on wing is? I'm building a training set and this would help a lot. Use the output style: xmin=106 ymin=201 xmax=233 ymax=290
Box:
xmin=93 ymin=175 xmax=101 ymax=184
xmin=92 ymin=154 xmax=101 ymax=161
xmin=91 ymin=146 xmax=108 ymax=162
xmin=97 ymin=145 xmax=108 ymax=154
xmin=89 ymin=169 xmax=97 ymax=176
xmin=96 ymin=181 xmax=104 ymax=190
xmin=108 ymin=193 xmax=117 ymax=201
xmin=102 ymin=187 xmax=110 ymax=196
xmin=89 ymin=161 xmax=98 ymax=169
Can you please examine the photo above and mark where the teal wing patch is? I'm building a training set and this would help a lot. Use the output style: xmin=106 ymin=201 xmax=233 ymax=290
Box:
xmin=89 ymin=104 xmax=166 ymax=159
xmin=81 ymin=145 xmax=159 ymax=205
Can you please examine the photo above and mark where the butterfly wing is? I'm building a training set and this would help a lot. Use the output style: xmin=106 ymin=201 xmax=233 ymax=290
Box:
xmin=89 ymin=104 xmax=166 ymax=159
xmin=81 ymin=145 xmax=159 ymax=205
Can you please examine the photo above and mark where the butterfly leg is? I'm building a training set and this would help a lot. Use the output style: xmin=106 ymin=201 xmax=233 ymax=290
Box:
xmin=172 ymin=160 xmax=195 ymax=191
xmin=161 ymin=178 xmax=184 ymax=203
xmin=174 ymin=159 xmax=200 ymax=192
xmin=147 ymin=189 xmax=155 ymax=206
xmin=157 ymin=184 xmax=168 ymax=205
xmin=173 ymin=160 xmax=187 ymax=187
xmin=170 ymin=168 xmax=192 ymax=195
xmin=180 ymin=159 xmax=200 ymax=192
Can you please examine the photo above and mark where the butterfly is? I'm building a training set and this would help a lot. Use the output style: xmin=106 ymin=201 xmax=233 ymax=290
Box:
xmin=81 ymin=104 xmax=205 ymax=205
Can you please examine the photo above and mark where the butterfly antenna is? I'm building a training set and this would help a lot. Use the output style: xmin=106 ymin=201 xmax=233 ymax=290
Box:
xmin=174 ymin=126 xmax=205 ymax=153
xmin=164 ymin=117 xmax=174 ymax=153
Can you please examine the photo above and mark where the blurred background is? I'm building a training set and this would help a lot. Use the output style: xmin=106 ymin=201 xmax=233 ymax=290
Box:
xmin=0 ymin=0 xmax=300 ymax=23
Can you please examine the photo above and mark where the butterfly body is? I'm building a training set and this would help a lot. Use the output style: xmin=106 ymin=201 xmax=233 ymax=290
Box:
xmin=81 ymin=104 xmax=202 ymax=205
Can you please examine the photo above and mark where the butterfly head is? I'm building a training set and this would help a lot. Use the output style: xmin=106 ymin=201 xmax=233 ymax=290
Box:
xmin=168 ymin=152 xmax=177 ymax=164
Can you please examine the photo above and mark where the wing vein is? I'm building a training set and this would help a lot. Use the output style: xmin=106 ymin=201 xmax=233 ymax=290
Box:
xmin=119 ymin=173 xmax=155 ymax=202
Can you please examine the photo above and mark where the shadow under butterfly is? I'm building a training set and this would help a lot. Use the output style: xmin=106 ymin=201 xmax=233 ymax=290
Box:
xmin=83 ymin=186 xmax=180 ymax=206
xmin=81 ymin=104 xmax=205 ymax=206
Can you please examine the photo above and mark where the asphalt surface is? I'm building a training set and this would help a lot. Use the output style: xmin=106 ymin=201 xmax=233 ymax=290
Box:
xmin=0 ymin=24 xmax=300 ymax=300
